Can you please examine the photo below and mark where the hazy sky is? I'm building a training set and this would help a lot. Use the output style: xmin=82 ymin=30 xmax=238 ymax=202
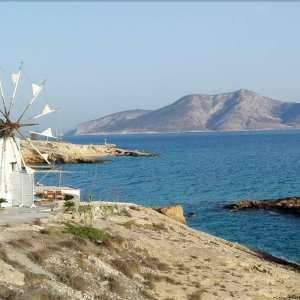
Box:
xmin=0 ymin=1 xmax=299 ymax=132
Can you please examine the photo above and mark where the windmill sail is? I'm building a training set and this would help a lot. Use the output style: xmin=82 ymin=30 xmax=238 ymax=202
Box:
xmin=31 ymin=104 xmax=56 ymax=119
xmin=11 ymin=73 xmax=19 ymax=86
xmin=8 ymin=62 xmax=23 ymax=116
xmin=32 ymin=83 xmax=41 ymax=96
xmin=29 ymin=127 xmax=57 ymax=138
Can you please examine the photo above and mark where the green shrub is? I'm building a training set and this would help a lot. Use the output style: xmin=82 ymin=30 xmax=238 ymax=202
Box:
xmin=64 ymin=201 xmax=75 ymax=212
xmin=144 ymin=223 xmax=165 ymax=231
xmin=101 ymin=204 xmax=118 ymax=215
xmin=40 ymin=228 xmax=51 ymax=235
xmin=121 ymin=220 xmax=136 ymax=229
xmin=64 ymin=222 xmax=109 ymax=242
xmin=78 ymin=204 xmax=93 ymax=213
xmin=0 ymin=198 xmax=7 ymax=207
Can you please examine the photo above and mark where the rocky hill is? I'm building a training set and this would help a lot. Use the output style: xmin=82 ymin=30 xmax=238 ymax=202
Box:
xmin=75 ymin=109 xmax=152 ymax=135
xmin=0 ymin=202 xmax=299 ymax=299
xmin=74 ymin=89 xmax=300 ymax=134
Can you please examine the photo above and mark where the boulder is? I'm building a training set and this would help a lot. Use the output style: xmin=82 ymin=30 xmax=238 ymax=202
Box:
xmin=153 ymin=205 xmax=186 ymax=224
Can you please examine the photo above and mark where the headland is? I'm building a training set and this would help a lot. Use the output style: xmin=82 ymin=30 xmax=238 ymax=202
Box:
xmin=20 ymin=140 xmax=158 ymax=164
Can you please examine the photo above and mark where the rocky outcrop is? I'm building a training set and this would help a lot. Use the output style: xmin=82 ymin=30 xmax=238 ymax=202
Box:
xmin=115 ymin=149 xmax=158 ymax=157
xmin=224 ymin=197 xmax=300 ymax=216
xmin=20 ymin=140 xmax=158 ymax=164
xmin=152 ymin=205 xmax=186 ymax=224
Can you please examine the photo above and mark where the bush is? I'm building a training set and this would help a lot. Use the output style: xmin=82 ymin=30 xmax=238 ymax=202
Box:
xmin=27 ymin=250 xmax=49 ymax=265
xmin=40 ymin=228 xmax=51 ymax=235
xmin=78 ymin=204 xmax=93 ymax=213
xmin=0 ymin=198 xmax=7 ymax=207
xmin=107 ymin=275 xmax=126 ymax=296
xmin=8 ymin=238 xmax=32 ymax=248
xmin=121 ymin=220 xmax=136 ymax=229
xmin=64 ymin=201 xmax=75 ymax=212
xmin=55 ymin=270 xmax=87 ymax=292
xmin=64 ymin=222 xmax=109 ymax=242
xmin=144 ymin=223 xmax=166 ymax=231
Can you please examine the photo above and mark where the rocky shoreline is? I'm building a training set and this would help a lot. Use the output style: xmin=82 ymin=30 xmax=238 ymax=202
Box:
xmin=20 ymin=140 xmax=158 ymax=164
xmin=224 ymin=197 xmax=300 ymax=216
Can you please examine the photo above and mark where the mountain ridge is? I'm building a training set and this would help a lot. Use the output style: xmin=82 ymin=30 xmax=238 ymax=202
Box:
xmin=74 ymin=89 xmax=300 ymax=135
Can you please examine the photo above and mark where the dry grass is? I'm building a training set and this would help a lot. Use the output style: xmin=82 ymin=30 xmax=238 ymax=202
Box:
xmin=0 ymin=246 xmax=8 ymax=261
xmin=40 ymin=228 xmax=51 ymax=235
xmin=109 ymin=234 xmax=125 ymax=245
xmin=120 ymin=209 xmax=133 ymax=217
xmin=77 ymin=255 xmax=98 ymax=275
xmin=23 ymin=270 xmax=48 ymax=282
xmin=58 ymin=238 xmax=86 ymax=252
xmin=143 ymin=272 xmax=164 ymax=282
xmin=54 ymin=268 xmax=87 ymax=291
xmin=33 ymin=218 xmax=43 ymax=225
xmin=107 ymin=275 xmax=126 ymax=297
xmin=27 ymin=249 xmax=50 ymax=266
xmin=120 ymin=219 xmax=136 ymax=229
xmin=129 ymin=205 xmax=140 ymax=211
xmin=8 ymin=238 xmax=33 ymax=248
xmin=139 ymin=288 xmax=157 ymax=299
xmin=163 ymin=275 xmax=179 ymax=285
xmin=188 ymin=289 xmax=205 ymax=300
xmin=175 ymin=262 xmax=191 ymax=272
xmin=5 ymin=286 xmax=72 ymax=300
xmin=142 ymin=255 xmax=170 ymax=272
xmin=111 ymin=257 xmax=140 ymax=279
xmin=0 ymin=285 xmax=18 ymax=300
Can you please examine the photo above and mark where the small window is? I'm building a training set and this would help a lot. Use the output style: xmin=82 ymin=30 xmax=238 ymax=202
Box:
xmin=11 ymin=162 xmax=17 ymax=172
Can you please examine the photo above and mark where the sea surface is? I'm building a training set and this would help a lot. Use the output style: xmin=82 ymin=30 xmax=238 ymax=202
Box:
xmin=36 ymin=131 xmax=300 ymax=264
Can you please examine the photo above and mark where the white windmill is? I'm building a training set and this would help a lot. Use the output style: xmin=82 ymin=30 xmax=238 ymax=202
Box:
xmin=0 ymin=62 xmax=56 ymax=208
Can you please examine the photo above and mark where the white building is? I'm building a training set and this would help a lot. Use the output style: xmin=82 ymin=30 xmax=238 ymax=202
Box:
xmin=0 ymin=137 xmax=34 ymax=207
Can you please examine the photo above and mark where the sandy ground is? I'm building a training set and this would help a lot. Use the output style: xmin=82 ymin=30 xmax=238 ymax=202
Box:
xmin=0 ymin=202 xmax=299 ymax=300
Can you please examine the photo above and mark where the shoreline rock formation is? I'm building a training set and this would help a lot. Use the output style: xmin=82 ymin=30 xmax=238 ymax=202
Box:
xmin=224 ymin=197 xmax=300 ymax=216
xmin=152 ymin=205 xmax=186 ymax=224
xmin=20 ymin=140 xmax=158 ymax=164
xmin=0 ymin=202 xmax=299 ymax=299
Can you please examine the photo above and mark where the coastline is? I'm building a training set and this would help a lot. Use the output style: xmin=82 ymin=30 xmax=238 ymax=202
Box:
xmin=20 ymin=140 xmax=158 ymax=164
xmin=0 ymin=202 xmax=299 ymax=299
xmin=71 ymin=127 xmax=300 ymax=136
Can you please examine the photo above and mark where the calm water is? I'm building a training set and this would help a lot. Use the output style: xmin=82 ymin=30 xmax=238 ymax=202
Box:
xmin=37 ymin=131 xmax=300 ymax=264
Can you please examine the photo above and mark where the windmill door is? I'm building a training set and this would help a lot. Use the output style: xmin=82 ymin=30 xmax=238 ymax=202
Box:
xmin=11 ymin=173 xmax=34 ymax=207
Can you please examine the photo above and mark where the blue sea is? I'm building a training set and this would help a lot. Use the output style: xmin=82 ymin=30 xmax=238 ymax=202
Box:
xmin=36 ymin=131 xmax=300 ymax=264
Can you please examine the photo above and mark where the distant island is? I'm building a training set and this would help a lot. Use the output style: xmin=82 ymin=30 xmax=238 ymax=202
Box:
xmin=72 ymin=89 xmax=300 ymax=135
